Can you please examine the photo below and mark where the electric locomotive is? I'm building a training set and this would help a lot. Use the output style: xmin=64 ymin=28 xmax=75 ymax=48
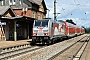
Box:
xmin=32 ymin=18 xmax=77 ymax=44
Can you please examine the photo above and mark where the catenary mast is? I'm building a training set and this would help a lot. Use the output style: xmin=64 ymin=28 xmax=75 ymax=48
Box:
xmin=54 ymin=0 xmax=57 ymax=22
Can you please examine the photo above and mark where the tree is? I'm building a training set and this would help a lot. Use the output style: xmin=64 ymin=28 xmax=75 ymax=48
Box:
xmin=85 ymin=27 xmax=90 ymax=33
xmin=66 ymin=19 xmax=76 ymax=25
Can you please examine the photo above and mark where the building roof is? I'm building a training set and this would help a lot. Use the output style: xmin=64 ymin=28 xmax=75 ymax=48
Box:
xmin=0 ymin=6 xmax=10 ymax=15
xmin=29 ymin=0 xmax=47 ymax=10
xmin=29 ymin=0 xmax=43 ymax=5
xmin=0 ymin=16 xmax=35 ymax=21
xmin=0 ymin=6 xmax=16 ymax=17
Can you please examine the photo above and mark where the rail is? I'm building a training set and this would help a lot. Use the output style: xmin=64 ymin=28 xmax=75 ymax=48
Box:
xmin=48 ymin=35 xmax=88 ymax=60
xmin=0 ymin=45 xmax=44 ymax=60
xmin=69 ymin=37 xmax=90 ymax=60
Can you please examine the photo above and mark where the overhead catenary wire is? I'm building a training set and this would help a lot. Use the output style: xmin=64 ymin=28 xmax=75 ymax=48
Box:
xmin=74 ymin=0 xmax=83 ymax=16
xmin=56 ymin=3 xmax=76 ymax=19
xmin=46 ymin=0 xmax=75 ymax=20
xmin=61 ymin=8 xmax=69 ymax=19
xmin=76 ymin=0 xmax=89 ymax=20
xmin=46 ymin=0 xmax=89 ymax=21
xmin=73 ymin=0 xmax=87 ymax=20
xmin=73 ymin=0 xmax=90 ymax=28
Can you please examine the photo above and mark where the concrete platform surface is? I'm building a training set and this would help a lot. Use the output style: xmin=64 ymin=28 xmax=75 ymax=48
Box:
xmin=0 ymin=39 xmax=32 ymax=48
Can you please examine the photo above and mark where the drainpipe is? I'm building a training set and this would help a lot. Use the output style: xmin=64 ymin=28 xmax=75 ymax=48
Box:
xmin=14 ymin=20 xmax=17 ymax=41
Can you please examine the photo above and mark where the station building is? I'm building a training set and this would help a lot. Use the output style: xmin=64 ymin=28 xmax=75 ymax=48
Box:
xmin=0 ymin=0 xmax=47 ymax=41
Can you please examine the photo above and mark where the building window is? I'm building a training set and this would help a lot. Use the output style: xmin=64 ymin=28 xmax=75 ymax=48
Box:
xmin=38 ymin=13 xmax=41 ymax=19
xmin=19 ymin=0 xmax=23 ymax=4
xmin=32 ymin=11 xmax=36 ymax=18
xmin=2 ymin=0 xmax=5 ymax=5
xmin=9 ymin=0 xmax=12 ymax=5
xmin=9 ymin=0 xmax=16 ymax=5
xmin=13 ymin=0 xmax=16 ymax=5
xmin=40 ymin=14 xmax=42 ymax=19
xmin=38 ymin=13 xmax=43 ymax=20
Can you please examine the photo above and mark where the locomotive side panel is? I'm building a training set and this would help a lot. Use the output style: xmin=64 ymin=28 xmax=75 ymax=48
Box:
xmin=48 ymin=21 xmax=54 ymax=39
xmin=52 ymin=22 xmax=66 ymax=38
xmin=53 ymin=23 xmax=59 ymax=35
xmin=45 ymin=21 xmax=66 ymax=41
xmin=58 ymin=23 xmax=66 ymax=35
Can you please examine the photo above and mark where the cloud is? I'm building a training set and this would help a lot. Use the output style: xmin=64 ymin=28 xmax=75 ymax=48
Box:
xmin=45 ymin=0 xmax=90 ymax=27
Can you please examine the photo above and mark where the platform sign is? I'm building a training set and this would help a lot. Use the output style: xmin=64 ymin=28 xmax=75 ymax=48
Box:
xmin=1 ymin=22 xmax=6 ymax=25
xmin=0 ymin=22 xmax=6 ymax=26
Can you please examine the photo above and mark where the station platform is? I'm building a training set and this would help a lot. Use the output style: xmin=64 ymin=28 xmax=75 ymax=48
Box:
xmin=0 ymin=39 xmax=32 ymax=49
xmin=80 ymin=40 xmax=90 ymax=60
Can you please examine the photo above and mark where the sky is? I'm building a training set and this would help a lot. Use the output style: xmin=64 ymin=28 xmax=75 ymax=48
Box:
xmin=45 ymin=0 xmax=90 ymax=28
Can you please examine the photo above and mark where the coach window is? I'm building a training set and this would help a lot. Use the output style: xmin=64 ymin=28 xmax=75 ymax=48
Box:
xmin=32 ymin=11 xmax=36 ymax=18
xmin=13 ymin=0 xmax=16 ymax=5
xmin=38 ymin=13 xmax=40 ymax=20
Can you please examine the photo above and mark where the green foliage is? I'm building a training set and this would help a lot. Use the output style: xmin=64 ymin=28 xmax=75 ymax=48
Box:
xmin=66 ymin=19 xmax=76 ymax=25
xmin=85 ymin=27 xmax=90 ymax=33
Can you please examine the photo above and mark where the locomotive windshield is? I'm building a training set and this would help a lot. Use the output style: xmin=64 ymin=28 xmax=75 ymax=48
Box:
xmin=35 ymin=20 xmax=41 ymax=26
xmin=34 ymin=20 xmax=48 ymax=27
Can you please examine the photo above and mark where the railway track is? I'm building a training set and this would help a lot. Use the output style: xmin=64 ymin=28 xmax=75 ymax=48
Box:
xmin=10 ymin=34 xmax=87 ymax=60
xmin=48 ymin=34 xmax=90 ymax=60
xmin=0 ymin=34 xmax=87 ymax=60
xmin=0 ymin=44 xmax=44 ymax=60
xmin=70 ymin=38 xmax=89 ymax=60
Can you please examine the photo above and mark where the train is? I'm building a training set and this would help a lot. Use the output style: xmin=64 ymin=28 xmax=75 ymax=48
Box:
xmin=32 ymin=18 xmax=85 ymax=44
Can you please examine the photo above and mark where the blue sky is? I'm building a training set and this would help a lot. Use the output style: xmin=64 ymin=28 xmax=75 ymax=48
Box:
xmin=45 ymin=0 xmax=90 ymax=28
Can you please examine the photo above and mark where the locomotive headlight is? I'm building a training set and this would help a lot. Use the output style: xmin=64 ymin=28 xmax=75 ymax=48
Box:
xmin=33 ymin=33 xmax=37 ymax=36
xmin=44 ymin=33 xmax=48 ymax=36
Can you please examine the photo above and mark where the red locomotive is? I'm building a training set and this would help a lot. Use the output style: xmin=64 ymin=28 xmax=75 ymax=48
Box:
xmin=32 ymin=18 xmax=85 ymax=44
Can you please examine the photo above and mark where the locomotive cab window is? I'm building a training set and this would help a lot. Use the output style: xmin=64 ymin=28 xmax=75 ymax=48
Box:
xmin=35 ymin=20 xmax=41 ymax=26
xmin=42 ymin=20 xmax=48 ymax=27
xmin=34 ymin=20 xmax=48 ymax=27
